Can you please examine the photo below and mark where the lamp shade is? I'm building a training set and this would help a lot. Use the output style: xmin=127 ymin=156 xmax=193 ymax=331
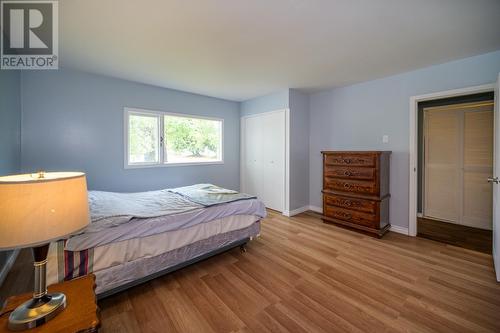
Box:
xmin=0 ymin=172 xmax=90 ymax=250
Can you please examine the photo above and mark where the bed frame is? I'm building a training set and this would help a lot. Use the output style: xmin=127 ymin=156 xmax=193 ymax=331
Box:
xmin=97 ymin=238 xmax=249 ymax=299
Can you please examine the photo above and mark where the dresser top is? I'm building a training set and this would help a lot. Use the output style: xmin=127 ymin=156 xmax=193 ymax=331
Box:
xmin=321 ymin=150 xmax=392 ymax=154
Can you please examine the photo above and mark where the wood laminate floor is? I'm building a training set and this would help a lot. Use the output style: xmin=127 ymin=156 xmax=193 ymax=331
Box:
xmin=2 ymin=211 xmax=500 ymax=332
xmin=418 ymin=217 xmax=493 ymax=254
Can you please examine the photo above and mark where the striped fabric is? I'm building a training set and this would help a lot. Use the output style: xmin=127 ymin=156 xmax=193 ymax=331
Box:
xmin=56 ymin=240 xmax=94 ymax=282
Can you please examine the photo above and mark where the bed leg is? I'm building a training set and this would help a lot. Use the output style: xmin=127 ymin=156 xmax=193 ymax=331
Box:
xmin=239 ymin=244 xmax=247 ymax=253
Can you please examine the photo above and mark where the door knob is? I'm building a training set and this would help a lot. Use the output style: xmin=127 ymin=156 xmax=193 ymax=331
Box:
xmin=487 ymin=177 xmax=499 ymax=184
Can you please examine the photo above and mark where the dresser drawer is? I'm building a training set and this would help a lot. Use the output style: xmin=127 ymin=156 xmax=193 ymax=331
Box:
xmin=324 ymin=166 xmax=375 ymax=181
xmin=324 ymin=153 xmax=376 ymax=167
xmin=324 ymin=205 xmax=378 ymax=228
xmin=324 ymin=194 xmax=377 ymax=214
xmin=324 ymin=177 xmax=378 ymax=195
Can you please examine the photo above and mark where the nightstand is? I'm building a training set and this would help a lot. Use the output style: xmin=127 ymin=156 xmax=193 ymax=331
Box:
xmin=0 ymin=274 xmax=100 ymax=333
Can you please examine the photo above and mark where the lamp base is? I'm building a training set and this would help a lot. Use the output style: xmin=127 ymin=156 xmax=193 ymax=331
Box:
xmin=8 ymin=293 xmax=66 ymax=331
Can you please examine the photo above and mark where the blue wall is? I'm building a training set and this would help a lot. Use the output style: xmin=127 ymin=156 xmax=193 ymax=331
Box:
xmin=309 ymin=50 xmax=500 ymax=229
xmin=240 ymin=90 xmax=289 ymax=116
xmin=0 ymin=70 xmax=21 ymax=285
xmin=20 ymin=69 xmax=241 ymax=192
xmin=0 ymin=71 xmax=21 ymax=175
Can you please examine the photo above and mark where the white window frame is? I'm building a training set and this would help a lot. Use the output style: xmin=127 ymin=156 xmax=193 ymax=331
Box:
xmin=124 ymin=107 xmax=224 ymax=169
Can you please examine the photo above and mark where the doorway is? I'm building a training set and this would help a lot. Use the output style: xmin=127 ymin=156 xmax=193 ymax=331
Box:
xmin=417 ymin=93 xmax=494 ymax=252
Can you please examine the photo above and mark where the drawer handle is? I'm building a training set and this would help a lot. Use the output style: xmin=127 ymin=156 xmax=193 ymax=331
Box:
xmin=344 ymin=183 xmax=351 ymax=189
xmin=339 ymin=212 xmax=352 ymax=219
xmin=343 ymin=159 xmax=351 ymax=164
xmin=343 ymin=170 xmax=352 ymax=176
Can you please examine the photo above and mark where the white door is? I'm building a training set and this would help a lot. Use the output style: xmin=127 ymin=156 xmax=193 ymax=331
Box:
xmin=241 ymin=110 xmax=285 ymax=212
xmin=424 ymin=108 xmax=461 ymax=223
xmin=423 ymin=102 xmax=494 ymax=230
xmin=261 ymin=111 xmax=285 ymax=211
xmin=493 ymin=73 xmax=500 ymax=282
xmin=243 ymin=115 xmax=263 ymax=198
xmin=463 ymin=109 xmax=494 ymax=229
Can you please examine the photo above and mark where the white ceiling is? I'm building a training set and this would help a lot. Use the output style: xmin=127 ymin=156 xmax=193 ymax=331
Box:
xmin=60 ymin=0 xmax=500 ymax=101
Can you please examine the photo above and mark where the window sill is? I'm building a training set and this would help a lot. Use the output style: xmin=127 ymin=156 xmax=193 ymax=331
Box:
xmin=124 ymin=161 xmax=224 ymax=169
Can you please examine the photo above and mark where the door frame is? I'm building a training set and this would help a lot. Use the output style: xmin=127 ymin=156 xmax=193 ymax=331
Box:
xmin=409 ymin=84 xmax=495 ymax=236
xmin=240 ymin=109 xmax=290 ymax=215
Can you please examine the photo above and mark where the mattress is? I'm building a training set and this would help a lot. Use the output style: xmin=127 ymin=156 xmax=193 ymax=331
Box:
xmin=67 ymin=198 xmax=266 ymax=251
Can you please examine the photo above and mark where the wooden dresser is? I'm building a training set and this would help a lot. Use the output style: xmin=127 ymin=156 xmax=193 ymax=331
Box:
xmin=321 ymin=151 xmax=391 ymax=237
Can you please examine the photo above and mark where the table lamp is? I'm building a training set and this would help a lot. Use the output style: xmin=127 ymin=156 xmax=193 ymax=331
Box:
xmin=0 ymin=172 xmax=90 ymax=331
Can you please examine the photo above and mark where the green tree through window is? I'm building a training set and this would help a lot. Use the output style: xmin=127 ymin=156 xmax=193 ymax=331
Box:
xmin=129 ymin=114 xmax=158 ymax=163
xmin=165 ymin=116 xmax=220 ymax=160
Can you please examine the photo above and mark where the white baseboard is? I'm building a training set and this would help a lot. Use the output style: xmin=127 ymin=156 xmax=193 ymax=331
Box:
xmin=494 ymin=243 xmax=500 ymax=282
xmin=308 ymin=205 xmax=323 ymax=214
xmin=0 ymin=249 xmax=20 ymax=287
xmin=495 ymin=259 xmax=500 ymax=283
xmin=283 ymin=205 xmax=323 ymax=216
xmin=283 ymin=205 xmax=310 ymax=217
xmin=390 ymin=225 xmax=409 ymax=235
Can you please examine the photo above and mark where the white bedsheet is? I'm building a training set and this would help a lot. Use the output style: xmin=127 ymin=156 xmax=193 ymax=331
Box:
xmin=66 ymin=198 xmax=266 ymax=251
xmin=47 ymin=214 xmax=259 ymax=285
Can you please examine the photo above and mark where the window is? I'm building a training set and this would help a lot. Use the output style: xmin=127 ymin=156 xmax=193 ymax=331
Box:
xmin=128 ymin=113 xmax=160 ymax=164
xmin=125 ymin=108 xmax=223 ymax=167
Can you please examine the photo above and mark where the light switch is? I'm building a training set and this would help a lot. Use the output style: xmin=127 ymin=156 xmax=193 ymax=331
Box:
xmin=382 ymin=135 xmax=389 ymax=143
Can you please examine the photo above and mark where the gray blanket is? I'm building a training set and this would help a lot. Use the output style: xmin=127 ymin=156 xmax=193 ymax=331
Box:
xmin=168 ymin=184 xmax=256 ymax=206
xmin=87 ymin=189 xmax=204 ymax=231
xmin=86 ymin=185 xmax=257 ymax=232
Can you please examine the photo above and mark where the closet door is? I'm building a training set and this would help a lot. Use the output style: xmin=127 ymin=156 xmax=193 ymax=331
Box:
xmin=424 ymin=103 xmax=493 ymax=229
xmin=463 ymin=108 xmax=493 ymax=229
xmin=243 ymin=115 xmax=263 ymax=198
xmin=424 ymin=109 xmax=461 ymax=222
xmin=261 ymin=111 xmax=285 ymax=211
xmin=241 ymin=110 xmax=285 ymax=212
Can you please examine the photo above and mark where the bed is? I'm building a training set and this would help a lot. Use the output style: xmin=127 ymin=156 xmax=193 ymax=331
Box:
xmin=44 ymin=184 xmax=266 ymax=298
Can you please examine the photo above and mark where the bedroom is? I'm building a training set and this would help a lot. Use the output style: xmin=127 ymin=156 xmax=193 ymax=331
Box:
xmin=1 ymin=0 xmax=500 ymax=332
